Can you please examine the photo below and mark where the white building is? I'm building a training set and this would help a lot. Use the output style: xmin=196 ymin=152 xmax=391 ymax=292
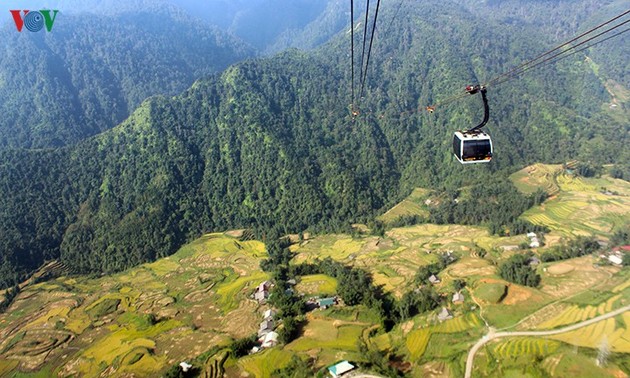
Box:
xmin=327 ymin=360 xmax=355 ymax=378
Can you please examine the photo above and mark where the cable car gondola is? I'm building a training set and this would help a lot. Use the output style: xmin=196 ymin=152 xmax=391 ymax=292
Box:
xmin=453 ymin=85 xmax=493 ymax=164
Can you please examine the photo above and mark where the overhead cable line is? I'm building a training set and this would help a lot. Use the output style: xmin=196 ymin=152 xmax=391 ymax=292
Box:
xmin=426 ymin=8 xmax=630 ymax=112
xmin=359 ymin=0 xmax=382 ymax=100
xmin=360 ymin=0 xmax=371 ymax=83
xmin=380 ymin=0 xmax=406 ymax=37
xmin=490 ymin=19 xmax=630 ymax=87
xmin=485 ymin=8 xmax=630 ymax=87
xmin=350 ymin=0 xmax=356 ymax=115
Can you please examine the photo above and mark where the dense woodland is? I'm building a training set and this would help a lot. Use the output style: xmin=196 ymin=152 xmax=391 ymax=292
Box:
xmin=0 ymin=0 xmax=629 ymax=288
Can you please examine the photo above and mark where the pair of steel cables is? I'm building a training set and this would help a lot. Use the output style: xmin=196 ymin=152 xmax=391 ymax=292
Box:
xmin=428 ymin=8 xmax=630 ymax=112
xmin=350 ymin=0 xmax=383 ymax=117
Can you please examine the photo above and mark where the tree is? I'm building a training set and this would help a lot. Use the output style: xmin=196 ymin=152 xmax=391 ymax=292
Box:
xmin=278 ymin=316 xmax=303 ymax=344
xmin=498 ymin=254 xmax=541 ymax=287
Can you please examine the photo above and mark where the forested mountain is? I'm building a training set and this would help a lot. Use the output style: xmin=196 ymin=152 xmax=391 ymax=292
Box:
xmin=0 ymin=6 xmax=253 ymax=148
xmin=0 ymin=0 xmax=628 ymax=288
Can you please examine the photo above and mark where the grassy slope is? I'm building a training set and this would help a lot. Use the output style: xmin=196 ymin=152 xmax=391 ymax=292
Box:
xmin=377 ymin=188 xmax=431 ymax=224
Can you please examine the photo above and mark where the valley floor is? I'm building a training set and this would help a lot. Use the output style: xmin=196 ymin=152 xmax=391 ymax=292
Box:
xmin=0 ymin=164 xmax=629 ymax=377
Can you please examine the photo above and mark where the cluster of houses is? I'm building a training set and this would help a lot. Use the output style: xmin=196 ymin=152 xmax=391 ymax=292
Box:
xmin=435 ymin=291 xmax=466 ymax=321
xmin=527 ymin=232 xmax=541 ymax=248
xmin=424 ymin=272 xmax=466 ymax=322
xmin=250 ymin=280 xmax=341 ymax=354
xmin=250 ymin=311 xmax=280 ymax=354
xmin=601 ymin=245 xmax=630 ymax=266
xmin=250 ymin=281 xmax=280 ymax=353
xmin=253 ymin=308 xmax=279 ymax=352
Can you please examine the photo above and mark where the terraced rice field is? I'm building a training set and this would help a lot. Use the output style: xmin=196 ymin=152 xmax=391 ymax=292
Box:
xmin=406 ymin=328 xmax=432 ymax=359
xmin=510 ymin=164 xmax=563 ymax=195
xmin=549 ymin=314 xmax=630 ymax=353
xmin=491 ymin=338 xmax=561 ymax=359
xmin=0 ymin=232 xmax=269 ymax=377
xmin=295 ymin=274 xmax=338 ymax=296
xmin=292 ymin=222 xmax=531 ymax=298
xmin=433 ymin=313 xmax=482 ymax=333
xmin=76 ymin=321 xmax=177 ymax=376
xmin=405 ymin=314 xmax=482 ymax=360
xmin=286 ymin=317 xmax=367 ymax=352
xmin=517 ymin=168 xmax=630 ymax=238
xmin=238 ymin=348 xmax=294 ymax=378
xmin=536 ymin=295 xmax=622 ymax=329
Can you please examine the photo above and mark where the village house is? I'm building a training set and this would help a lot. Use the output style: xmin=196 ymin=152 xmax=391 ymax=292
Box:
xmin=258 ymin=319 xmax=274 ymax=337
xmin=327 ymin=360 xmax=355 ymax=378
xmin=253 ymin=280 xmax=272 ymax=303
xmin=179 ymin=362 xmax=193 ymax=373
xmin=529 ymin=256 xmax=541 ymax=266
xmin=263 ymin=309 xmax=276 ymax=320
xmin=437 ymin=307 xmax=453 ymax=321
xmin=254 ymin=290 xmax=268 ymax=302
xmin=608 ymin=253 xmax=623 ymax=266
xmin=527 ymin=232 xmax=540 ymax=248
xmin=260 ymin=331 xmax=279 ymax=348
xmin=452 ymin=291 xmax=465 ymax=303
xmin=429 ymin=274 xmax=441 ymax=285
xmin=318 ymin=297 xmax=337 ymax=310
xmin=443 ymin=250 xmax=456 ymax=263
xmin=604 ymin=246 xmax=629 ymax=266
xmin=258 ymin=281 xmax=272 ymax=292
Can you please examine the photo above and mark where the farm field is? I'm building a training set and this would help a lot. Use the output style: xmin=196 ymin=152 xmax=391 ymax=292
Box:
xmin=475 ymin=341 xmax=628 ymax=377
xmin=292 ymin=224 xmax=527 ymax=298
xmin=0 ymin=233 xmax=269 ymax=377
xmin=377 ymin=187 xmax=431 ymax=224
xmin=0 ymin=165 xmax=628 ymax=377
xmin=295 ymin=274 xmax=338 ymax=296
xmin=511 ymin=164 xmax=630 ymax=238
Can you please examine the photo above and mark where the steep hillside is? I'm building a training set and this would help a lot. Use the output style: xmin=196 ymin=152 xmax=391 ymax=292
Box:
xmin=0 ymin=7 xmax=253 ymax=148
xmin=0 ymin=0 xmax=628 ymax=288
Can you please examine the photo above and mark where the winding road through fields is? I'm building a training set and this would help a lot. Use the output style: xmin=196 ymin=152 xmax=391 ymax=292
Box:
xmin=464 ymin=305 xmax=630 ymax=378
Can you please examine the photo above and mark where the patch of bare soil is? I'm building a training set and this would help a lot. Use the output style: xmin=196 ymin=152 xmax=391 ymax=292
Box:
xmin=502 ymin=284 xmax=532 ymax=305
xmin=449 ymin=260 xmax=496 ymax=277
xmin=421 ymin=361 xmax=450 ymax=378
xmin=547 ymin=263 xmax=574 ymax=275
xmin=224 ymin=230 xmax=245 ymax=238
xmin=401 ymin=320 xmax=414 ymax=336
